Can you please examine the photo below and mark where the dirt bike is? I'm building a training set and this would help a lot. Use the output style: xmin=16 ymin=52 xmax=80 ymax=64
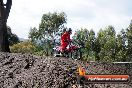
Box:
xmin=53 ymin=42 xmax=82 ymax=60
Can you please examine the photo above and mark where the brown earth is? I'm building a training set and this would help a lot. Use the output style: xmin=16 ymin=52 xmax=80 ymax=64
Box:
xmin=0 ymin=52 xmax=132 ymax=88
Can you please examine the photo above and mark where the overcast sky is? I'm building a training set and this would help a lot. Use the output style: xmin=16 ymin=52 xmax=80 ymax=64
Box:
xmin=6 ymin=0 xmax=132 ymax=39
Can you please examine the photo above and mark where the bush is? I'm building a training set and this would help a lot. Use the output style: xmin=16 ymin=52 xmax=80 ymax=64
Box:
xmin=10 ymin=41 xmax=36 ymax=54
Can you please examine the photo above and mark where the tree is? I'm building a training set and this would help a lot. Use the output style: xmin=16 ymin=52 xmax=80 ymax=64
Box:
xmin=94 ymin=37 xmax=101 ymax=61
xmin=72 ymin=28 xmax=89 ymax=47
xmin=115 ymin=29 xmax=127 ymax=61
xmin=38 ymin=12 xmax=66 ymax=40
xmin=28 ymin=27 xmax=39 ymax=43
xmin=126 ymin=20 xmax=132 ymax=61
xmin=0 ymin=0 xmax=12 ymax=52
xmin=7 ymin=26 xmax=19 ymax=46
xmin=72 ymin=28 xmax=96 ymax=61
xmin=96 ymin=29 xmax=107 ymax=61
xmin=28 ymin=12 xmax=67 ymax=55
xmin=97 ymin=26 xmax=116 ymax=62
xmin=87 ymin=29 xmax=96 ymax=60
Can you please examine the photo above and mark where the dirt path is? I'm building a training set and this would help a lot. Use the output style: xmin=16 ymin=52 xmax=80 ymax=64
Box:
xmin=0 ymin=52 xmax=132 ymax=88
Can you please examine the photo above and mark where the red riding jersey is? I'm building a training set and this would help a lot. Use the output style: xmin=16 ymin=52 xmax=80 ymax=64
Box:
xmin=61 ymin=31 xmax=71 ymax=51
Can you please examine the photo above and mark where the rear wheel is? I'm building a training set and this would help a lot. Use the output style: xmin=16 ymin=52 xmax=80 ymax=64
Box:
xmin=71 ymin=49 xmax=78 ymax=59
xmin=71 ymin=48 xmax=82 ymax=60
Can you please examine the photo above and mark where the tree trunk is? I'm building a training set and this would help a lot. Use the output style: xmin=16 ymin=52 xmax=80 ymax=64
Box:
xmin=0 ymin=0 xmax=12 ymax=52
xmin=0 ymin=17 xmax=4 ymax=51
xmin=0 ymin=2 xmax=4 ymax=51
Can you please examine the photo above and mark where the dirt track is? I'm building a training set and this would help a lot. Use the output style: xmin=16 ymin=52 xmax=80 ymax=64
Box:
xmin=0 ymin=52 xmax=132 ymax=88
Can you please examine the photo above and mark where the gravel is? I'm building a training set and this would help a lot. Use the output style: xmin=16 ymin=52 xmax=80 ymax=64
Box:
xmin=0 ymin=52 xmax=132 ymax=88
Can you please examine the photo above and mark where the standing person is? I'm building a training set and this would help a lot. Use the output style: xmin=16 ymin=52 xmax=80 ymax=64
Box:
xmin=61 ymin=28 xmax=72 ymax=52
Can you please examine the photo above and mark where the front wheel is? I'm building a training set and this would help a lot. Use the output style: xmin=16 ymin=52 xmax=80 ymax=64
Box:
xmin=53 ymin=50 xmax=61 ymax=57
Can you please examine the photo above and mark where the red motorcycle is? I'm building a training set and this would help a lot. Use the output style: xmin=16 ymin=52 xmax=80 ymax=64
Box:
xmin=53 ymin=42 xmax=82 ymax=59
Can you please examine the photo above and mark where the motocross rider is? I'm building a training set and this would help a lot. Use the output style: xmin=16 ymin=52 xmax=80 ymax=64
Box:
xmin=61 ymin=28 xmax=72 ymax=52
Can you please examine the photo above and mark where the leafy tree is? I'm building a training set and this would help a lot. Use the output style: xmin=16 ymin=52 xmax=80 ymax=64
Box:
xmin=28 ymin=12 xmax=67 ymax=56
xmin=28 ymin=27 xmax=39 ymax=43
xmin=98 ymin=26 xmax=116 ymax=62
xmin=7 ymin=26 xmax=19 ymax=46
xmin=73 ymin=28 xmax=89 ymax=46
xmin=72 ymin=28 xmax=96 ymax=61
xmin=0 ymin=0 xmax=12 ymax=52
xmin=126 ymin=20 xmax=132 ymax=61
xmin=96 ymin=29 xmax=106 ymax=61
xmin=72 ymin=28 xmax=89 ymax=60
xmin=115 ymin=29 xmax=127 ymax=61
xmin=87 ymin=29 xmax=96 ymax=60
xmin=94 ymin=38 xmax=101 ymax=61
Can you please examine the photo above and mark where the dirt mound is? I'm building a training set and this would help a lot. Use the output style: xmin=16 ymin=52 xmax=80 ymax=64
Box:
xmin=0 ymin=52 xmax=132 ymax=88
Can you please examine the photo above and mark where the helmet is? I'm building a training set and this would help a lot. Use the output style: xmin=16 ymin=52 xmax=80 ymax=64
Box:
xmin=66 ymin=28 xmax=72 ymax=33
xmin=63 ymin=28 xmax=66 ymax=32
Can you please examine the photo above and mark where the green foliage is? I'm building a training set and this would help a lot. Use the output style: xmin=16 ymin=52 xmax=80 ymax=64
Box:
xmin=39 ymin=12 xmax=67 ymax=35
xmin=72 ymin=28 xmax=96 ymax=61
xmin=10 ymin=41 xmax=36 ymax=54
xmin=28 ymin=27 xmax=39 ymax=43
xmin=29 ymin=12 xmax=67 ymax=41
xmin=96 ymin=26 xmax=116 ymax=62
xmin=28 ymin=12 xmax=67 ymax=56
xmin=126 ymin=20 xmax=132 ymax=61
xmin=7 ymin=26 xmax=20 ymax=46
xmin=27 ymin=12 xmax=132 ymax=62
xmin=115 ymin=29 xmax=127 ymax=62
xmin=73 ymin=28 xmax=89 ymax=46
